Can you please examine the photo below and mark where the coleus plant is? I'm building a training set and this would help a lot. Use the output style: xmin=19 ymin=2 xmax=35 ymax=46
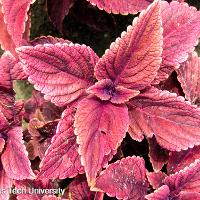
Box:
xmin=1 ymin=0 xmax=200 ymax=199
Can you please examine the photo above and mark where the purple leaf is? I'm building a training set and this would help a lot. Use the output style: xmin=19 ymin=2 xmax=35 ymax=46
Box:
xmin=1 ymin=127 xmax=35 ymax=180
xmin=154 ymin=1 xmax=200 ymax=83
xmin=128 ymin=87 xmax=200 ymax=151
xmin=94 ymin=156 xmax=148 ymax=199
xmin=87 ymin=79 xmax=140 ymax=104
xmin=87 ymin=0 xmax=152 ymax=14
xmin=1 ymin=0 xmax=32 ymax=47
xmin=164 ymin=159 xmax=200 ymax=194
xmin=177 ymin=52 xmax=200 ymax=104
xmin=38 ymin=108 xmax=84 ymax=179
xmin=145 ymin=185 xmax=170 ymax=200
xmin=94 ymin=0 xmax=162 ymax=90
xmin=74 ymin=96 xmax=129 ymax=186
xmin=46 ymin=0 xmax=75 ymax=32
xmin=17 ymin=43 xmax=99 ymax=106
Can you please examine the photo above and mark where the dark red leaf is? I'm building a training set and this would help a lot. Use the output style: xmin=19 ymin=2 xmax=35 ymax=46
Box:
xmin=74 ymin=96 xmax=129 ymax=186
xmin=128 ymin=87 xmax=200 ymax=151
xmin=177 ymin=52 xmax=200 ymax=104
xmin=67 ymin=175 xmax=104 ymax=200
xmin=145 ymin=185 xmax=170 ymax=200
xmin=148 ymin=137 xmax=169 ymax=172
xmin=87 ymin=0 xmax=152 ymax=14
xmin=1 ymin=127 xmax=35 ymax=180
xmin=17 ymin=43 xmax=99 ymax=106
xmin=94 ymin=156 xmax=148 ymax=200
xmin=39 ymin=108 xmax=84 ymax=179
xmin=46 ymin=0 xmax=75 ymax=32
xmin=94 ymin=0 xmax=162 ymax=90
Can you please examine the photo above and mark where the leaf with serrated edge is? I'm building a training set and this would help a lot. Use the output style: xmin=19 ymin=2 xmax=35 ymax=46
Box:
xmin=145 ymin=185 xmax=170 ymax=200
xmin=17 ymin=43 xmax=99 ymax=106
xmin=147 ymin=172 xmax=167 ymax=189
xmin=128 ymin=87 xmax=200 ymax=151
xmin=95 ymin=0 xmax=162 ymax=90
xmin=154 ymin=1 xmax=200 ymax=83
xmin=177 ymin=52 xmax=200 ymax=104
xmin=1 ymin=0 xmax=31 ymax=47
xmin=38 ymin=108 xmax=84 ymax=179
xmin=1 ymin=127 xmax=35 ymax=180
xmin=87 ymin=0 xmax=152 ymax=14
xmin=93 ymin=156 xmax=148 ymax=200
xmin=164 ymin=159 xmax=200 ymax=194
xmin=167 ymin=146 xmax=200 ymax=174
xmin=74 ymin=96 xmax=129 ymax=186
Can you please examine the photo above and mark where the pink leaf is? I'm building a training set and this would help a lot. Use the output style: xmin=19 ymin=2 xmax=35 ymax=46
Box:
xmin=154 ymin=1 xmax=200 ymax=83
xmin=74 ymin=96 xmax=129 ymax=186
xmin=38 ymin=108 xmax=84 ymax=179
xmin=145 ymin=185 xmax=170 ymax=200
xmin=47 ymin=0 xmax=75 ymax=32
xmin=41 ymin=196 xmax=63 ymax=200
xmin=17 ymin=43 xmax=99 ymax=106
xmin=94 ymin=0 xmax=162 ymax=90
xmin=148 ymin=137 xmax=169 ymax=172
xmin=167 ymin=146 xmax=200 ymax=174
xmin=147 ymin=172 xmax=167 ymax=189
xmin=128 ymin=87 xmax=200 ymax=151
xmin=28 ymin=36 xmax=71 ymax=46
xmin=1 ymin=127 xmax=35 ymax=180
xmin=87 ymin=79 xmax=140 ymax=104
xmin=1 ymin=0 xmax=32 ymax=47
xmin=177 ymin=52 xmax=200 ymax=104
xmin=0 ymin=4 xmax=15 ymax=54
xmin=0 ymin=166 xmax=13 ymax=200
xmin=94 ymin=156 xmax=148 ymax=199
xmin=179 ymin=192 xmax=200 ymax=200
xmin=164 ymin=159 xmax=200 ymax=194
xmin=67 ymin=175 xmax=104 ymax=200
xmin=87 ymin=0 xmax=152 ymax=14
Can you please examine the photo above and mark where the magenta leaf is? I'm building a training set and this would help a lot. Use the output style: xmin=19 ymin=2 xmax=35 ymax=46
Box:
xmin=47 ymin=0 xmax=75 ymax=32
xmin=145 ymin=185 xmax=170 ymax=200
xmin=148 ymin=137 xmax=169 ymax=172
xmin=94 ymin=0 xmax=162 ymax=90
xmin=17 ymin=43 xmax=99 ymax=106
xmin=0 ymin=166 xmax=13 ymax=200
xmin=167 ymin=146 xmax=200 ymax=174
xmin=164 ymin=159 xmax=200 ymax=195
xmin=1 ymin=0 xmax=31 ymax=47
xmin=87 ymin=0 xmax=152 ymax=14
xmin=147 ymin=172 xmax=167 ymax=189
xmin=93 ymin=156 xmax=148 ymax=199
xmin=67 ymin=175 xmax=104 ymax=200
xmin=0 ymin=4 xmax=15 ymax=54
xmin=87 ymin=79 xmax=140 ymax=104
xmin=179 ymin=192 xmax=200 ymax=200
xmin=38 ymin=108 xmax=84 ymax=179
xmin=74 ymin=96 xmax=129 ymax=186
xmin=41 ymin=196 xmax=64 ymax=200
xmin=177 ymin=52 xmax=200 ymax=104
xmin=1 ymin=127 xmax=35 ymax=180
xmin=154 ymin=1 xmax=200 ymax=83
xmin=128 ymin=87 xmax=200 ymax=151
